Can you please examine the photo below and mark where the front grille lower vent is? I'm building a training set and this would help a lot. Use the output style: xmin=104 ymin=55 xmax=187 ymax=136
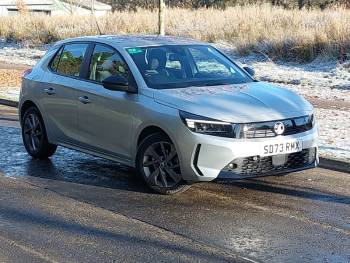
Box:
xmin=223 ymin=148 xmax=316 ymax=176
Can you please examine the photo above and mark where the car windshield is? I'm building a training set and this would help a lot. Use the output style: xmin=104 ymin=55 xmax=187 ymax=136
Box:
xmin=126 ymin=45 xmax=252 ymax=89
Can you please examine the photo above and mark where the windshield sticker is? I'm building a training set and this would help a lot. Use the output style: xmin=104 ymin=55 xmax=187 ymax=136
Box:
xmin=127 ymin=48 xmax=144 ymax=54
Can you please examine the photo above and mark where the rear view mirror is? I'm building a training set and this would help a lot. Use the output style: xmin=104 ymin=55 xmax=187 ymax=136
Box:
xmin=243 ymin=66 xmax=255 ymax=77
xmin=169 ymin=53 xmax=182 ymax=61
xmin=102 ymin=75 xmax=132 ymax=92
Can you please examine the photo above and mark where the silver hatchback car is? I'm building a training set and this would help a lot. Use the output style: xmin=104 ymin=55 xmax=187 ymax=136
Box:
xmin=19 ymin=35 xmax=318 ymax=194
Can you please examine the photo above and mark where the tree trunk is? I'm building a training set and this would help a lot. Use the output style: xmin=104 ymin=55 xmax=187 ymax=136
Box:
xmin=158 ymin=0 xmax=165 ymax=36
xmin=298 ymin=0 xmax=304 ymax=9
xmin=110 ymin=0 xmax=115 ymax=12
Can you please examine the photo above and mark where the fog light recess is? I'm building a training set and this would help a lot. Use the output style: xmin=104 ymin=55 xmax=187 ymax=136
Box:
xmin=228 ymin=163 xmax=238 ymax=170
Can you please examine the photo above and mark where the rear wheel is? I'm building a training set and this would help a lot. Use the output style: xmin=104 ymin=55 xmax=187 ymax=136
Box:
xmin=136 ymin=133 xmax=191 ymax=195
xmin=22 ymin=106 xmax=57 ymax=159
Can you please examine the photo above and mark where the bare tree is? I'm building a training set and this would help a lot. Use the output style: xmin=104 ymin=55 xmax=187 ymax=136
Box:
xmin=53 ymin=0 xmax=85 ymax=15
xmin=159 ymin=0 xmax=165 ymax=35
xmin=91 ymin=0 xmax=102 ymax=34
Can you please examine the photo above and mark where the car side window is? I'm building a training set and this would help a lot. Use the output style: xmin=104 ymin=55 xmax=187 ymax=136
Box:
xmin=89 ymin=44 xmax=129 ymax=83
xmin=56 ymin=43 xmax=88 ymax=77
xmin=49 ymin=47 xmax=63 ymax=72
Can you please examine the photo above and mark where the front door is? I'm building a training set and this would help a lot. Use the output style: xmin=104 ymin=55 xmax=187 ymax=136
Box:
xmin=76 ymin=44 xmax=136 ymax=162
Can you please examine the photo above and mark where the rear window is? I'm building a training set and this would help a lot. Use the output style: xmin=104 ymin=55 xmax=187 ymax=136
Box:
xmin=52 ymin=43 xmax=88 ymax=77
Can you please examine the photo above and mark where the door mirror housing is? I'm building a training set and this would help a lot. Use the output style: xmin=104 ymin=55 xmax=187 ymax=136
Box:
xmin=102 ymin=75 xmax=137 ymax=93
xmin=243 ymin=66 xmax=255 ymax=77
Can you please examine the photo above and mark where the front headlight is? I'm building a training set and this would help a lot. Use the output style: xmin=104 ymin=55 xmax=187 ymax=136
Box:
xmin=179 ymin=111 xmax=238 ymax=138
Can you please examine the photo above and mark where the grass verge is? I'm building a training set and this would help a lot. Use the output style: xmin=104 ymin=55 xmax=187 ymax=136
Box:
xmin=0 ymin=4 xmax=350 ymax=61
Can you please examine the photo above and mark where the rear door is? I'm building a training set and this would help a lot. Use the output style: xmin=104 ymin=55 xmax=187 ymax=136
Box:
xmin=76 ymin=43 xmax=136 ymax=162
xmin=41 ymin=43 xmax=89 ymax=145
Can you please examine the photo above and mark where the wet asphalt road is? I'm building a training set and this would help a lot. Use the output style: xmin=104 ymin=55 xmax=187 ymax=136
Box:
xmin=0 ymin=107 xmax=349 ymax=262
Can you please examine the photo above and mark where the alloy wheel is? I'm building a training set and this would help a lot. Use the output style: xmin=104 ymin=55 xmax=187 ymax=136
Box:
xmin=23 ymin=113 xmax=43 ymax=153
xmin=142 ymin=141 xmax=181 ymax=188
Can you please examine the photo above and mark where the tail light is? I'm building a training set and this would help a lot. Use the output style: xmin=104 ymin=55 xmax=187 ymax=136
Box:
xmin=22 ymin=68 xmax=32 ymax=78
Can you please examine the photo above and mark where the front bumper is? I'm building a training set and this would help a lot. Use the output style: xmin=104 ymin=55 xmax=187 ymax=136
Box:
xmin=176 ymin=126 xmax=318 ymax=182
xmin=216 ymin=148 xmax=318 ymax=181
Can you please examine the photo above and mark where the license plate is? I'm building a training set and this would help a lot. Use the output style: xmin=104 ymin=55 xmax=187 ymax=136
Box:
xmin=261 ymin=140 xmax=302 ymax=156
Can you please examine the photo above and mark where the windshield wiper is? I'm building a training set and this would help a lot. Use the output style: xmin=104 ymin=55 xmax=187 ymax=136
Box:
xmin=203 ymin=82 xmax=229 ymax=86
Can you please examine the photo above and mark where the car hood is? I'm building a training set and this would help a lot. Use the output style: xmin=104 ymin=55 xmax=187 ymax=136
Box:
xmin=153 ymin=82 xmax=313 ymax=123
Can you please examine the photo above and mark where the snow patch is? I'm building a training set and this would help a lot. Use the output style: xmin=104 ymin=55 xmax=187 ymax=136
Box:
xmin=0 ymin=39 xmax=48 ymax=66
xmin=216 ymin=43 xmax=350 ymax=103
xmin=316 ymin=108 xmax=350 ymax=162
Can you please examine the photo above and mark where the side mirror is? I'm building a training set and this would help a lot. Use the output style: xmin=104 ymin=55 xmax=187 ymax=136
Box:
xmin=243 ymin=66 xmax=255 ymax=77
xmin=102 ymin=75 xmax=130 ymax=92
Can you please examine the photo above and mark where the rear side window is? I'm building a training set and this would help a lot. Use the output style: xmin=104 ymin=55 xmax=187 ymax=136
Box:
xmin=56 ymin=43 xmax=88 ymax=77
xmin=88 ymin=44 xmax=129 ymax=83
xmin=49 ymin=47 xmax=63 ymax=72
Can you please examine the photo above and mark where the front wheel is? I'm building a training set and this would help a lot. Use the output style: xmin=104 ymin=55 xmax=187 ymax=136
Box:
xmin=21 ymin=106 xmax=57 ymax=159
xmin=136 ymin=133 xmax=191 ymax=195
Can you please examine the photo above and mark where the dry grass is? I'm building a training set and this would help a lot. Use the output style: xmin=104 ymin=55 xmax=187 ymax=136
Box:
xmin=1 ymin=4 xmax=350 ymax=61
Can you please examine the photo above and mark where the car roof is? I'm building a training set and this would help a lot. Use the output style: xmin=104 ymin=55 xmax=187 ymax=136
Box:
xmin=54 ymin=35 xmax=206 ymax=49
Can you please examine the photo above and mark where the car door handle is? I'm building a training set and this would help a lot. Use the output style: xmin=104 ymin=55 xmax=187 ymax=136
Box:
xmin=78 ymin=96 xmax=91 ymax=104
xmin=44 ymin=88 xmax=55 ymax=95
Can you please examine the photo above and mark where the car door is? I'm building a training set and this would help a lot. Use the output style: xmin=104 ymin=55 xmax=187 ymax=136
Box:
xmin=41 ymin=43 xmax=89 ymax=145
xmin=76 ymin=43 xmax=136 ymax=162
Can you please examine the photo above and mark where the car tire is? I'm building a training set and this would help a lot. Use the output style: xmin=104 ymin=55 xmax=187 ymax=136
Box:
xmin=21 ymin=106 xmax=57 ymax=159
xmin=136 ymin=133 xmax=191 ymax=195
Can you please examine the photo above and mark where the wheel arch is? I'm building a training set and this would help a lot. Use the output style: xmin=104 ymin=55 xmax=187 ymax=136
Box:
xmin=135 ymin=124 xmax=181 ymax=161
xmin=20 ymin=100 xmax=40 ymax=123
xmin=135 ymin=125 xmax=191 ymax=194
xmin=137 ymin=125 xmax=171 ymax=148
xmin=19 ymin=100 xmax=54 ymax=144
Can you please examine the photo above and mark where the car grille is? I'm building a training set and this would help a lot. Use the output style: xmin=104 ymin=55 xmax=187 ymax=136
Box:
xmin=223 ymin=148 xmax=316 ymax=176
xmin=241 ymin=115 xmax=313 ymax=139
